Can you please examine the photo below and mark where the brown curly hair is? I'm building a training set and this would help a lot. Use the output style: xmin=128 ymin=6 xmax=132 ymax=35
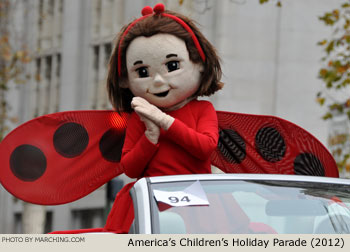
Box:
xmin=107 ymin=10 xmax=223 ymax=113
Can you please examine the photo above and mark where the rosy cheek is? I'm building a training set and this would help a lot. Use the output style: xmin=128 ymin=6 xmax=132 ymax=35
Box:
xmin=131 ymin=80 xmax=149 ymax=95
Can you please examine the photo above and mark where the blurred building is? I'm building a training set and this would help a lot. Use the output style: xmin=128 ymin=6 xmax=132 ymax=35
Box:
xmin=0 ymin=0 xmax=344 ymax=233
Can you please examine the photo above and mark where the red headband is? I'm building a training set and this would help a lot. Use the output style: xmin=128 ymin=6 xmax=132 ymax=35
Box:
xmin=117 ymin=3 xmax=206 ymax=76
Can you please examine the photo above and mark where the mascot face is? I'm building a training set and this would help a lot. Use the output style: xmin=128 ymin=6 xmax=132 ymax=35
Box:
xmin=126 ymin=33 xmax=203 ymax=110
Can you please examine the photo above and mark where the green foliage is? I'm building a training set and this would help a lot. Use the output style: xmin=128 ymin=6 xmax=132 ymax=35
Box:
xmin=318 ymin=1 xmax=350 ymax=173
xmin=259 ymin=0 xmax=282 ymax=7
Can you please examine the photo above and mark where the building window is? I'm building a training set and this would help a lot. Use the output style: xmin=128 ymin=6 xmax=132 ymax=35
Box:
xmin=89 ymin=0 xmax=125 ymax=110
xmin=14 ymin=213 xmax=23 ymax=234
xmin=34 ymin=54 xmax=61 ymax=116
xmin=54 ymin=54 xmax=61 ymax=112
xmin=44 ymin=56 xmax=52 ymax=115
xmin=104 ymin=43 xmax=112 ymax=65
xmin=90 ymin=43 xmax=112 ymax=110
xmin=92 ymin=0 xmax=120 ymax=39
xmin=92 ymin=45 xmax=100 ymax=109
xmin=34 ymin=58 xmax=41 ymax=117
xmin=34 ymin=0 xmax=62 ymax=117
xmin=13 ymin=211 xmax=52 ymax=234
xmin=44 ymin=211 xmax=53 ymax=234
xmin=92 ymin=0 xmax=102 ymax=37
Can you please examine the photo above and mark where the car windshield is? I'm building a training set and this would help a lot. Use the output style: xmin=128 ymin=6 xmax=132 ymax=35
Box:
xmin=150 ymin=179 xmax=350 ymax=234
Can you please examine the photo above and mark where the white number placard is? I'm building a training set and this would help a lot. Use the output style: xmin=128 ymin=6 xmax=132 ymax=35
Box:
xmin=153 ymin=180 xmax=209 ymax=207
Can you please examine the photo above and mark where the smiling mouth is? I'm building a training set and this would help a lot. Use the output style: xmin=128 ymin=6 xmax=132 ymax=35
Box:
xmin=153 ymin=90 xmax=170 ymax=97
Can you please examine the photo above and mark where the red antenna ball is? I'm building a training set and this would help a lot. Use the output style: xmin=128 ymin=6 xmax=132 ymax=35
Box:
xmin=141 ymin=6 xmax=153 ymax=16
xmin=153 ymin=3 xmax=165 ymax=14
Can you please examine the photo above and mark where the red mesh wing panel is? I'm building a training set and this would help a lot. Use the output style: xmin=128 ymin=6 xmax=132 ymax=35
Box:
xmin=212 ymin=111 xmax=338 ymax=178
xmin=0 ymin=109 xmax=339 ymax=206
xmin=0 ymin=110 xmax=127 ymax=205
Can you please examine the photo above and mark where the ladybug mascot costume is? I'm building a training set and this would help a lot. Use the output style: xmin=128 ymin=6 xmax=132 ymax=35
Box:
xmin=0 ymin=3 xmax=338 ymax=234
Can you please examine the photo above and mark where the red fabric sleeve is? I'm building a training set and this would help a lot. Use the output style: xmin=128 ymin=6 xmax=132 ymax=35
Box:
xmin=165 ymin=102 xmax=218 ymax=160
xmin=121 ymin=113 xmax=159 ymax=178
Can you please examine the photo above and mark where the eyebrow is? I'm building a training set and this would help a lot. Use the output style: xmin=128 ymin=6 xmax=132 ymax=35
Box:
xmin=166 ymin=54 xmax=178 ymax=58
xmin=133 ymin=60 xmax=143 ymax=65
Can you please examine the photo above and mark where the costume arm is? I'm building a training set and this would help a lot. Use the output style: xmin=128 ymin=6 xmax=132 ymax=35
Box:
xmin=121 ymin=113 xmax=158 ymax=178
xmin=165 ymin=102 xmax=218 ymax=160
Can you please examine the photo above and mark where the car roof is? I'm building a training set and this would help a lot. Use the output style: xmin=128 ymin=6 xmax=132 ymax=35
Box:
xmin=146 ymin=173 xmax=350 ymax=185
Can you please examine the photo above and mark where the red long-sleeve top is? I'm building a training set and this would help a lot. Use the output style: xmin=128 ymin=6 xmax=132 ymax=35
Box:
xmin=122 ymin=99 xmax=218 ymax=177
xmin=104 ymin=99 xmax=218 ymax=233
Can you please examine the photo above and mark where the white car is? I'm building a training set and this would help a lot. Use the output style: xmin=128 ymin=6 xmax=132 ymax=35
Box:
xmin=129 ymin=173 xmax=350 ymax=234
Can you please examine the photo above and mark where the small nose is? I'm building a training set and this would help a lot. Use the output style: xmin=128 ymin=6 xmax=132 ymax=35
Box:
xmin=153 ymin=73 xmax=165 ymax=87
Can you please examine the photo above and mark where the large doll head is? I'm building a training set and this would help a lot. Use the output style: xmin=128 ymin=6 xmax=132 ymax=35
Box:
xmin=107 ymin=3 xmax=223 ymax=113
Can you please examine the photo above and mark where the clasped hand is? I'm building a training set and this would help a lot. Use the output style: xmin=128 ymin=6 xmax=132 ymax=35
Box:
xmin=131 ymin=97 xmax=175 ymax=144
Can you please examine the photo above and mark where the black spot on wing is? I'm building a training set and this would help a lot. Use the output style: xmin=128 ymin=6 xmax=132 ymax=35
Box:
xmin=218 ymin=129 xmax=246 ymax=164
xmin=255 ymin=127 xmax=286 ymax=163
xmin=10 ymin=145 xmax=46 ymax=181
xmin=53 ymin=122 xmax=89 ymax=158
xmin=99 ymin=128 xmax=125 ymax=162
xmin=294 ymin=153 xmax=325 ymax=176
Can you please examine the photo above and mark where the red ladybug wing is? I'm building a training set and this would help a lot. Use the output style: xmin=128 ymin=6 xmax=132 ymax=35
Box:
xmin=212 ymin=111 xmax=339 ymax=178
xmin=0 ymin=110 xmax=127 ymax=205
xmin=1 ymin=109 xmax=338 ymax=205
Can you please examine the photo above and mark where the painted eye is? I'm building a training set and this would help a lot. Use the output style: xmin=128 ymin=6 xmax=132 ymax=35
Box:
xmin=166 ymin=61 xmax=180 ymax=72
xmin=136 ymin=67 xmax=149 ymax=78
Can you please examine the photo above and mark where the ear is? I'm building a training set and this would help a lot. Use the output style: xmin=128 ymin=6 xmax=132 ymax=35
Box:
xmin=197 ymin=63 xmax=204 ymax=73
